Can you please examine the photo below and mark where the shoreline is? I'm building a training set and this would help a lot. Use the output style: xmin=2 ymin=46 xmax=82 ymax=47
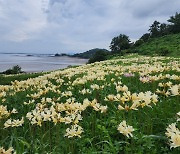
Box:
xmin=0 ymin=53 xmax=88 ymax=73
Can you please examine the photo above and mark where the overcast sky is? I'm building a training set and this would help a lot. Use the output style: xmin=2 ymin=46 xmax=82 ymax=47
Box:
xmin=0 ymin=0 xmax=179 ymax=54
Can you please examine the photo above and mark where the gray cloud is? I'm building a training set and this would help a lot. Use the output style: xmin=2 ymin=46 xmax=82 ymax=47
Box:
xmin=0 ymin=0 xmax=179 ymax=53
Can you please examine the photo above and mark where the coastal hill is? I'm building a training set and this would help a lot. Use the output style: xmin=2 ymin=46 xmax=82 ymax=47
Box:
xmin=0 ymin=54 xmax=179 ymax=153
xmin=72 ymin=48 xmax=109 ymax=59
xmin=135 ymin=33 xmax=180 ymax=57
xmin=54 ymin=48 xmax=109 ymax=59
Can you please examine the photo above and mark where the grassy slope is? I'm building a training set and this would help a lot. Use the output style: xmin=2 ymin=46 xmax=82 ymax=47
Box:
xmin=0 ymin=66 xmax=79 ymax=85
xmin=0 ymin=55 xmax=179 ymax=153
xmin=0 ymin=73 xmax=44 ymax=85
xmin=136 ymin=33 xmax=180 ymax=57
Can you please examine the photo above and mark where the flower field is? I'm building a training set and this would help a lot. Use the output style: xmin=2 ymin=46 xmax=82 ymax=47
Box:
xmin=0 ymin=55 xmax=179 ymax=153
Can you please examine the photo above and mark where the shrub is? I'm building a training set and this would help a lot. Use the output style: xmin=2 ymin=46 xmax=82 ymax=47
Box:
xmin=3 ymin=65 xmax=23 ymax=75
xmin=157 ymin=48 xmax=171 ymax=56
xmin=88 ymin=50 xmax=109 ymax=63
xmin=134 ymin=39 xmax=144 ymax=47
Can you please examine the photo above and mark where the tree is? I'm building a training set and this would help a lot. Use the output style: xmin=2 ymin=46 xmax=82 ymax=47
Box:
xmin=159 ymin=23 xmax=169 ymax=36
xmin=3 ymin=65 xmax=23 ymax=74
xmin=134 ymin=39 xmax=144 ymax=47
xmin=140 ymin=33 xmax=150 ymax=42
xmin=110 ymin=34 xmax=130 ymax=54
xmin=134 ymin=33 xmax=151 ymax=47
xmin=149 ymin=21 xmax=161 ymax=37
xmin=88 ymin=50 xmax=109 ymax=63
xmin=168 ymin=12 xmax=180 ymax=33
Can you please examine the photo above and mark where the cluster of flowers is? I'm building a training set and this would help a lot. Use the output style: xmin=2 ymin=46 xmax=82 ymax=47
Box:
xmin=104 ymin=81 xmax=158 ymax=111
xmin=0 ymin=147 xmax=15 ymax=154
xmin=0 ymin=105 xmax=10 ymax=119
xmin=140 ymin=74 xmax=180 ymax=83
xmin=105 ymin=91 xmax=158 ymax=111
xmin=4 ymin=117 xmax=24 ymax=128
xmin=156 ymin=82 xmax=180 ymax=96
xmin=0 ymin=55 xmax=179 ymax=151
xmin=25 ymin=97 xmax=107 ymax=137
xmin=165 ymin=112 xmax=180 ymax=148
xmin=0 ymin=105 xmax=17 ymax=120
xmin=117 ymin=120 xmax=135 ymax=138
xmin=0 ymin=85 xmax=12 ymax=103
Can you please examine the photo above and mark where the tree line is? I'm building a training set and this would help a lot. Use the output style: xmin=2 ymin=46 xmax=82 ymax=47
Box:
xmin=88 ymin=12 xmax=180 ymax=63
xmin=111 ymin=12 xmax=180 ymax=53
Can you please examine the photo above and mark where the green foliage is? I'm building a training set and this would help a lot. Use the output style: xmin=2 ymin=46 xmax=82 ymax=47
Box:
xmin=134 ymin=33 xmax=151 ymax=48
xmin=157 ymin=48 xmax=171 ymax=56
xmin=134 ymin=39 xmax=144 ymax=47
xmin=133 ymin=12 xmax=179 ymax=56
xmin=110 ymin=34 xmax=131 ymax=54
xmin=148 ymin=21 xmax=170 ymax=38
xmin=149 ymin=20 xmax=161 ymax=37
xmin=159 ymin=23 xmax=170 ymax=36
xmin=0 ymin=73 xmax=44 ymax=85
xmin=140 ymin=33 xmax=150 ymax=42
xmin=168 ymin=12 xmax=180 ymax=34
xmin=73 ymin=48 xmax=109 ymax=59
xmin=135 ymin=33 xmax=180 ymax=57
xmin=2 ymin=65 xmax=23 ymax=75
xmin=88 ymin=49 xmax=109 ymax=63
xmin=147 ymin=12 xmax=180 ymax=39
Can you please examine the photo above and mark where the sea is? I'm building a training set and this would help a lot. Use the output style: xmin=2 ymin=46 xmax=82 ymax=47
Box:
xmin=0 ymin=53 xmax=88 ymax=73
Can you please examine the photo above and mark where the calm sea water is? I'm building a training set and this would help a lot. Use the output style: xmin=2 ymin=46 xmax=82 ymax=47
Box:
xmin=0 ymin=53 xmax=88 ymax=72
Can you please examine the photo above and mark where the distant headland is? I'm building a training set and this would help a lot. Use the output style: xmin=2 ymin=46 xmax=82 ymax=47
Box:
xmin=54 ymin=48 xmax=109 ymax=59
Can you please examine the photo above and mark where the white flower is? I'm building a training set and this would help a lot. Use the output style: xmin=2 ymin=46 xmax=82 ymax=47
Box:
xmin=165 ymin=123 xmax=180 ymax=148
xmin=170 ymin=85 xmax=179 ymax=96
xmin=64 ymin=124 xmax=83 ymax=138
xmin=117 ymin=120 xmax=135 ymax=138
xmin=0 ymin=147 xmax=15 ymax=154
xmin=4 ymin=117 xmax=24 ymax=128
xmin=177 ymin=112 xmax=180 ymax=122
xmin=100 ymin=105 xmax=108 ymax=113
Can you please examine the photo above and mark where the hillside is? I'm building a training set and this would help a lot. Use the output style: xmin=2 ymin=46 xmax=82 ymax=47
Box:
xmin=0 ymin=55 xmax=179 ymax=153
xmin=72 ymin=48 xmax=109 ymax=59
xmin=135 ymin=33 xmax=180 ymax=57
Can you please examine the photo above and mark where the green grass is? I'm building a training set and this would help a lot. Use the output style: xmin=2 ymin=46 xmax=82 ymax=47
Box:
xmin=0 ymin=73 xmax=44 ymax=85
xmin=136 ymin=33 xmax=180 ymax=57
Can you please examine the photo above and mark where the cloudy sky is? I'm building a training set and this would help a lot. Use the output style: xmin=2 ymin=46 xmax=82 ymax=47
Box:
xmin=0 ymin=0 xmax=179 ymax=54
